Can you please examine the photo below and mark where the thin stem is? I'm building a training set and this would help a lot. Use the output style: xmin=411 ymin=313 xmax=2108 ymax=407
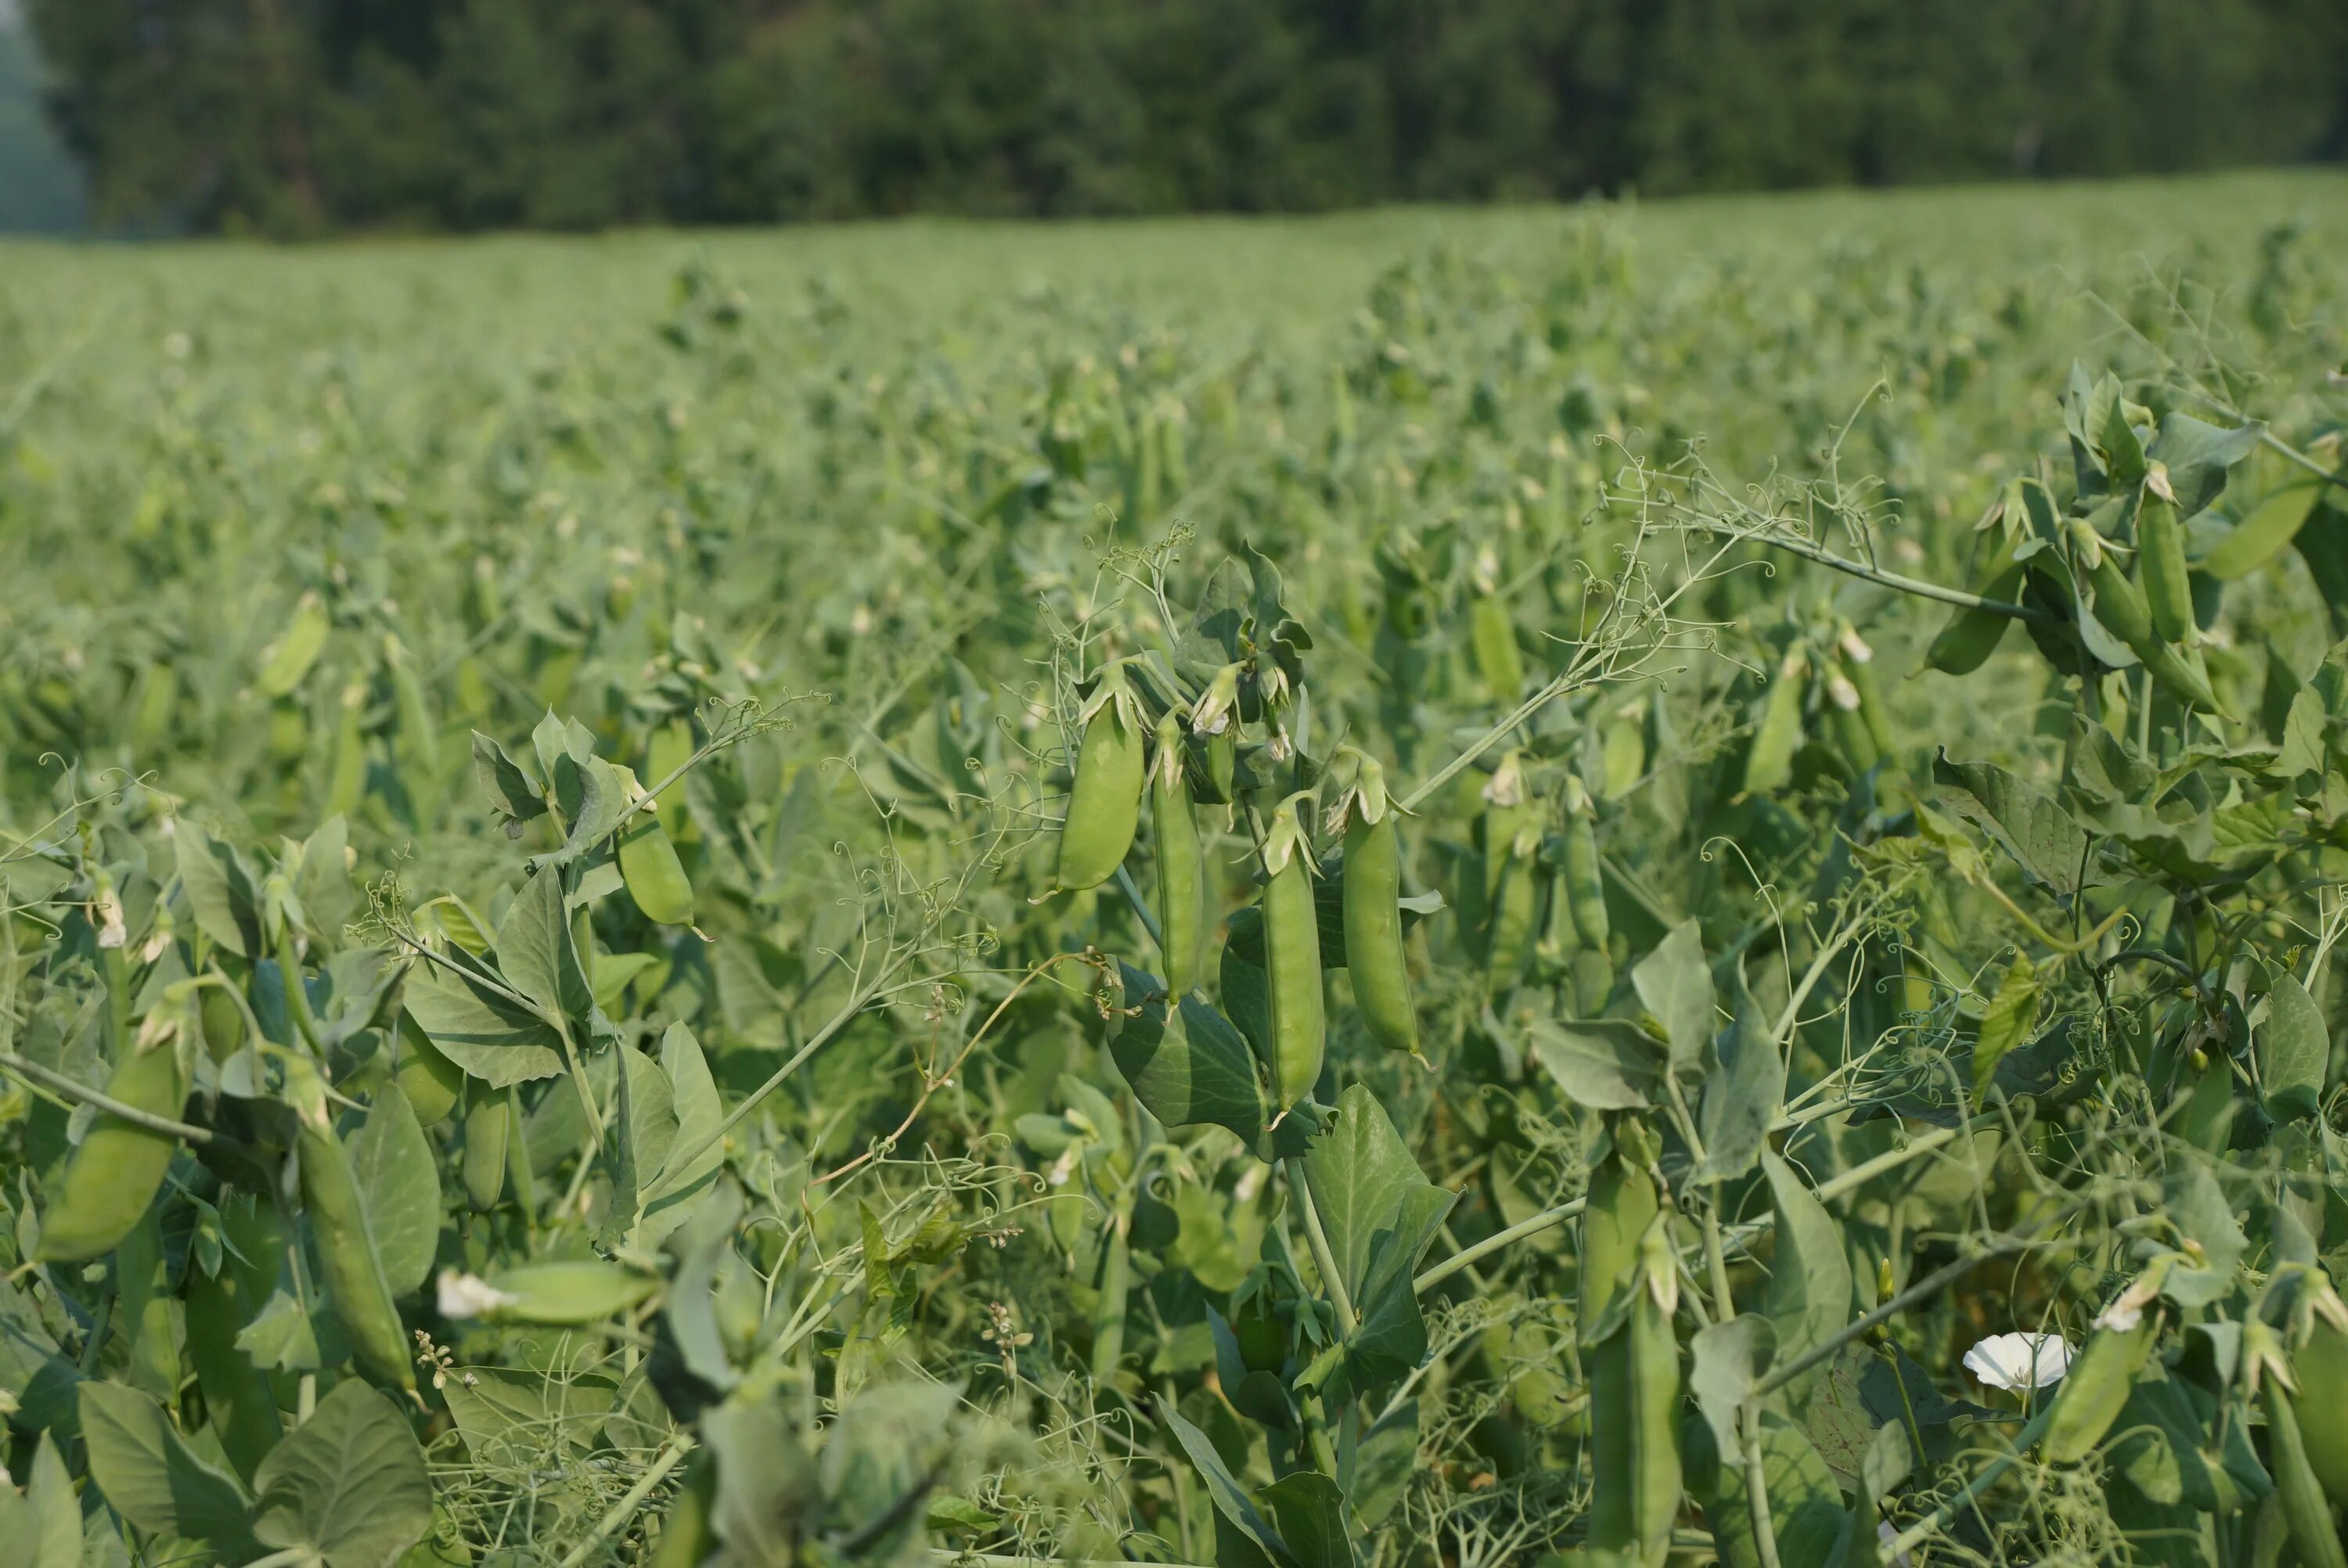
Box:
xmin=1680 ymin=517 xmax=2055 ymax=623
xmin=2262 ymin=430 xmax=2348 ymax=492
xmin=1758 ymin=1232 xmax=2043 ymax=1398
xmin=0 ymin=1049 xmax=213 ymax=1142
xmin=1286 ymin=1156 xmax=1357 ymax=1336
xmin=1884 ymin=1401 xmax=2057 ymax=1561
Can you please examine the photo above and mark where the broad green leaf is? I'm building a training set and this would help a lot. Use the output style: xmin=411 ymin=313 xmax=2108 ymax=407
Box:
xmin=1302 ymin=1085 xmax=1454 ymax=1393
xmin=298 ymin=814 xmax=353 ymax=933
xmin=1695 ymin=971 xmax=1781 ymax=1181
xmin=443 ymin=1365 xmax=620 ymax=1465
xmin=1256 ymin=1471 xmax=1353 ymax=1568
xmin=236 ymin=1288 xmax=323 ymax=1372
xmin=494 ymin=867 xmax=594 ymax=1025
xmin=1705 ymin=1415 xmax=1847 ymax=1568
xmin=706 ymin=1397 xmax=812 ymax=1563
xmin=27 ymin=1434 xmax=87 ymax=1568
xmin=77 ymin=1383 xmax=257 ymax=1552
xmin=1763 ymin=1152 xmax=1852 ymax=1412
xmin=2148 ymin=412 xmax=2263 ymax=518
xmin=401 ymin=954 xmax=564 ymax=1087
xmin=2260 ymin=970 xmax=2328 ymax=1120
xmin=642 ymin=1022 xmax=722 ymax=1227
xmin=1690 ymin=1314 xmax=1776 ymax=1462
xmin=1107 ymin=960 xmax=1268 ymax=1147
xmin=1633 ymin=918 xmax=1712 ymax=1072
xmin=1972 ymin=952 xmax=2041 ymax=1099
xmin=470 ymin=732 xmax=546 ymax=828
xmin=1932 ymin=750 xmax=2088 ymax=902
xmin=531 ymin=754 xmax=632 ymax=872
xmin=1349 ymin=1401 xmax=1417 ymax=1529
xmin=251 ymin=1380 xmax=432 ymax=1568
xmin=1525 ymin=1016 xmax=1660 ymax=1109
xmin=350 ymin=1083 xmax=441 ymax=1296
xmin=176 ymin=820 xmax=262 ymax=958
xmin=1165 ymin=1408 xmax=1293 ymax=1568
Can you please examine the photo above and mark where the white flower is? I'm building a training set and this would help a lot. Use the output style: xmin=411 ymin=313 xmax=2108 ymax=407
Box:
xmin=1045 ymin=1150 xmax=1076 ymax=1188
xmin=1963 ymin=1331 xmax=2073 ymax=1391
xmin=436 ymin=1269 xmax=519 ymax=1320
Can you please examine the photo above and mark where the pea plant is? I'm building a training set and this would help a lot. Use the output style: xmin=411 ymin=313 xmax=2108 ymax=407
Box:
xmin=1 ymin=206 xmax=2346 ymax=1568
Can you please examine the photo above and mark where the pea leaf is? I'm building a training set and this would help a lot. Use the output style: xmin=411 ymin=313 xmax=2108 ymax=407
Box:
xmin=1107 ymin=960 xmax=1268 ymax=1148
xmin=1256 ymin=1471 xmax=1353 ymax=1568
xmin=470 ymin=731 xmax=546 ymax=830
xmin=2260 ymin=970 xmax=2328 ymax=1120
xmin=401 ymin=951 xmax=565 ymax=1087
xmin=1165 ymin=1408 xmax=1295 ymax=1568
xmin=251 ymin=1379 xmax=434 ymax=1568
xmin=1632 ymin=919 xmax=1713 ymax=1072
xmin=1525 ymin=1017 xmax=1661 ymax=1109
xmin=77 ymin=1381 xmax=257 ymax=1553
xmin=1302 ymin=1085 xmax=1455 ymax=1393
xmin=1932 ymin=750 xmax=2088 ymax=903
xmin=492 ymin=866 xmax=594 ymax=1026
xmin=1694 ymin=970 xmax=1782 ymax=1181
xmin=350 ymin=1082 xmax=441 ymax=1297
xmin=1762 ymin=1152 xmax=1852 ymax=1412
xmin=640 ymin=1023 xmax=723 ymax=1243
xmin=176 ymin=819 xmax=263 ymax=958
xmin=1972 ymin=952 xmax=2042 ymax=1099
xmin=1690 ymin=1314 xmax=1777 ymax=1462
xmin=2148 ymin=412 xmax=2263 ymax=519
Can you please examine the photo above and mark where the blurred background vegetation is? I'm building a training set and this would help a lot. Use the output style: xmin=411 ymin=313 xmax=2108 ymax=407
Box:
xmin=3 ymin=0 xmax=2345 ymax=236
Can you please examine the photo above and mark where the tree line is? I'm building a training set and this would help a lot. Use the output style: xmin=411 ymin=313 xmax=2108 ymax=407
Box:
xmin=27 ymin=0 xmax=2348 ymax=235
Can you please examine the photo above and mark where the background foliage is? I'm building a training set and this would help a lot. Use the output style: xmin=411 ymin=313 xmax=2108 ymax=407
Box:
xmin=17 ymin=0 xmax=2348 ymax=233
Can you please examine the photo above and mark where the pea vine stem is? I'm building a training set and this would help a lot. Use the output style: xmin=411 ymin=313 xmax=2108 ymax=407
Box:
xmin=0 ymin=1048 xmax=214 ymax=1142
xmin=554 ymin=1435 xmax=696 ymax=1568
xmin=1286 ymin=1156 xmax=1357 ymax=1336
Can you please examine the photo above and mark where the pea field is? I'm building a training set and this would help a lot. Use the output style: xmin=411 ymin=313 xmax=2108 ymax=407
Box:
xmin=4 ymin=171 xmax=2348 ymax=1568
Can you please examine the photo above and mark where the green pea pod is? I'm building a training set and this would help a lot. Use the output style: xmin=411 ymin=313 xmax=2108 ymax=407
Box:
xmin=618 ymin=767 xmax=696 ymax=926
xmin=1588 ymin=1202 xmax=1682 ymax=1568
xmin=464 ymin=1081 xmax=510 ymax=1213
xmin=2294 ymin=1318 xmax=2348 ymax=1504
xmin=1334 ymin=756 xmax=1417 ymax=1057
xmin=1578 ymin=1144 xmax=1658 ymax=1343
xmin=2075 ymin=521 xmax=2224 ymax=714
xmin=1537 ymin=858 xmax=1582 ymax=978
xmin=1822 ymin=663 xmax=1880 ymax=773
xmin=37 ymin=1001 xmax=194 ymax=1263
xmin=1741 ymin=651 xmax=1806 ymax=797
xmin=651 ymin=1450 xmax=718 ymax=1568
xmin=1479 ymin=753 xmax=1533 ymax=906
xmin=387 ymin=633 xmax=441 ymax=771
xmin=1928 ymin=506 xmax=2026 ymax=676
xmin=325 ymin=681 xmax=367 ymax=819
xmin=1838 ymin=631 xmax=1895 ymax=758
xmin=506 ymin=1085 xmax=538 ymax=1217
xmin=1561 ymin=787 xmax=1608 ymax=954
xmin=1091 ymin=1202 xmax=1132 ymax=1384
xmin=290 ymin=1066 xmax=416 ymax=1392
xmin=1470 ymin=592 xmax=1524 ymax=701
xmin=1150 ymin=714 xmax=1209 ymax=997
xmin=2267 ymin=1376 xmax=2348 ymax=1568
xmin=200 ymin=985 xmax=246 ymax=1065
xmin=1262 ymin=792 xmax=1326 ymax=1112
xmin=1487 ymin=833 xmax=1541 ymax=990
xmin=2137 ymin=478 xmax=2195 ymax=645
xmin=393 ymin=1012 xmax=463 ymax=1127
xmin=2042 ymin=1317 xmax=2157 ymax=1463
xmin=1053 ymin=663 xmax=1145 ymax=893
xmin=1572 ymin=946 xmax=1615 ymax=1016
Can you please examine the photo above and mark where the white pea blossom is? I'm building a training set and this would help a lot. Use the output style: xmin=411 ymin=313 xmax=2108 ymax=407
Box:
xmin=1963 ymin=1331 xmax=2073 ymax=1391
xmin=437 ymin=1269 xmax=519 ymax=1320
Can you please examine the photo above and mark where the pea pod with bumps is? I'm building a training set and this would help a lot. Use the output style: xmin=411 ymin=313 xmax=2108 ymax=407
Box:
xmin=1053 ymin=660 xmax=1146 ymax=893
xmin=2137 ymin=465 xmax=2195 ymax=646
xmin=37 ymin=987 xmax=197 ymax=1263
xmin=1327 ymin=749 xmax=1418 ymax=1059
xmin=287 ymin=1060 xmax=416 ymax=1393
xmin=2071 ymin=516 xmax=2224 ymax=714
xmin=1150 ymin=710 xmax=1209 ymax=996
xmin=1260 ymin=791 xmax=1326 ymax=1113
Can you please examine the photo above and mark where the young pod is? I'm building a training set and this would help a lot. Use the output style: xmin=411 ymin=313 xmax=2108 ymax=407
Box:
xmin=1583 ymin=1144 xmax=1679 ymax=1568
xmin=2042 ymin=1313 xmax=2158 ymax=1464
xmin=1261 ymin=792 xmax=1326 ymax=1111
xmin=2251 ymin=1321 xmax=2348 ymax=1568
xmin=38 ymin=995 xmax=195 ymax=1263
xmin=1561 ymin=778 xmax=1609 ymax=954
xmin=1837 ymin=628 xmax=1895 ymax=760
xmin=1470 ymin=599 xmax=1524 ymax=703
xmin=1486 ymin=824 xmax=1542 ymax=990
xmin=288 ymin=1065 xmax=416 ymax=1392
xmin=1741 ymin=649 xmax=1806 ymax=797
xmin=1053 ymin=662 xmax=1145 ymax=893
xmin=1150 ymin=712 xmax=1210 ymax=996
xmin=2073 ymin=520 xmax=2224 ymax=714
xmin=464 ymin=1081 xmax=511 ymax=1213
xmin=2137 ymin=468 xmax=2195 ymax=646
xmin=2294 ymin=1314 xmax=2348 ymax=1504
xmin=1330 ymin=753 xmax=1418 ymax=1057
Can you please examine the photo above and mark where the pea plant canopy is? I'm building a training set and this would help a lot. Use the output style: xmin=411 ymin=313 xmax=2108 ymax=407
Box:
xmin=1 ymin=189 xmax=2346 ymax=1568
